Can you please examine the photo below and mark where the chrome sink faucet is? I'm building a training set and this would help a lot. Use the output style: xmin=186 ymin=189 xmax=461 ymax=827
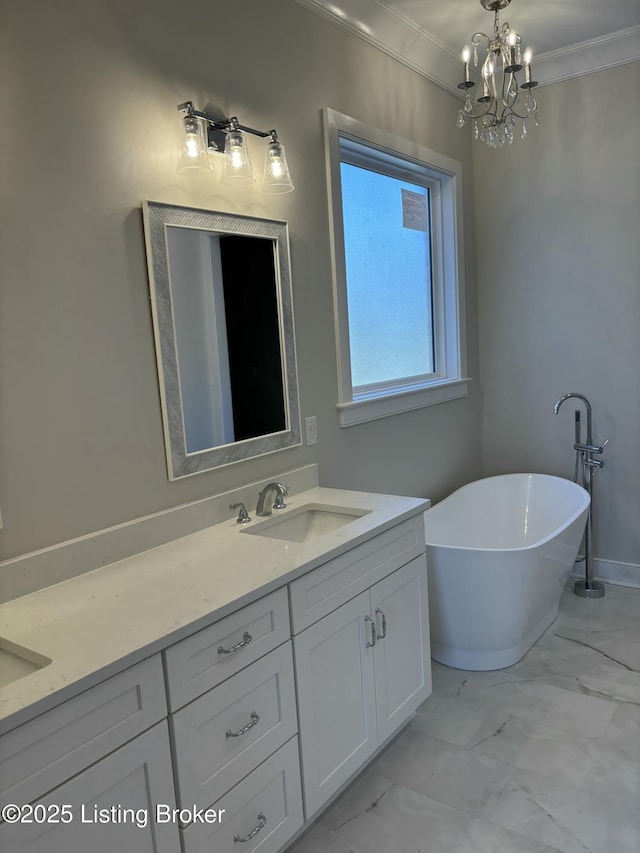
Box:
xmin=256 ymin=482 xmax=289 ymax=516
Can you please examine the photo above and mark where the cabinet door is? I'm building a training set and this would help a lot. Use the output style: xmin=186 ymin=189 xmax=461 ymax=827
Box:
xmin=293 ymin=591 xmax=377 ymax=819
xmin=371 ymin=555 xmax=432 ymax=744
xmin=0 ymin=722 xmax=179 ymax=853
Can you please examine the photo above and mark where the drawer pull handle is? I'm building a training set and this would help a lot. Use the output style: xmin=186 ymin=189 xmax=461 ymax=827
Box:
xmin=218 ymin=631 xmax=252 ymax=655
xmin=226 ymin=711 xmax=260 ymax=738
xmin=234 ymin=812 xmax=267 ymax=843
xmin=364 ymin=615 xmax=376 ymax=648
xmin=375 ymin=607 xmax=387 ymax=639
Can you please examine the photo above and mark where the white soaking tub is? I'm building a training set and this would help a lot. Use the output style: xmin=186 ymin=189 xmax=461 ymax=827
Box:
xmin=424 ymin=474 xmax=589 ymax=670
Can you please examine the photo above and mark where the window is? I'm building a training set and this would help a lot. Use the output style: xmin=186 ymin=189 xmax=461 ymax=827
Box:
xmin=324 ymin=109 xmax=468 ymax=426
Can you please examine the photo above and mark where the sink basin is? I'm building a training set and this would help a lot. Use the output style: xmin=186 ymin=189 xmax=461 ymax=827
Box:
xmin=0 ymin=637 xmax=51 ymax=688
xmin=242 ymin=503 xmax=371 ymax=544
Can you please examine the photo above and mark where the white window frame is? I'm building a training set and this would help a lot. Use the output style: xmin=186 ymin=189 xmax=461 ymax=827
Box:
xmin=323 ymin=108 xmax=469 ymax=427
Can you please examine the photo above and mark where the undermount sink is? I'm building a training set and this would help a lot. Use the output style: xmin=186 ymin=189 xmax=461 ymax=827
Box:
xmin=242 ymin=503 xmax=371 ymax=544
xmin=0 ymin=637 xmax=51 ymax=688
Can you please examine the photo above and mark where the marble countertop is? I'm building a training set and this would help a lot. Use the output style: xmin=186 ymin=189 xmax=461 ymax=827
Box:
xmin=0 ymin=487 xmax=428 ymax=734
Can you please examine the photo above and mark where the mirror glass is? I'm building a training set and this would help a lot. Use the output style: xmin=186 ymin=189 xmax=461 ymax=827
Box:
xmin=143 ymin=201 xmax=300 ymax=478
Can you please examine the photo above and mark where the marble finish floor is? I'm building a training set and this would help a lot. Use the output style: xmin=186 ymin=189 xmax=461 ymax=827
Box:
xmin=287 ymin=581 xmax=640 ymax=853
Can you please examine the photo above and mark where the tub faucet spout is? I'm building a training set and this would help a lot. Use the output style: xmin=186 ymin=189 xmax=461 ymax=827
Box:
xmin=553 ymin=392 xmax=593 ymax=445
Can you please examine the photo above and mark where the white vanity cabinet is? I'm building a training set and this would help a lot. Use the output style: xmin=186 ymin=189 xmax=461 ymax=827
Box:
xmin=290 ymin=518 xmax=431 ymax=819
xmin=0 ymin=486 xmax=430 ymax=853
xmin=0 ymin=656 xmax=179 ymax=852
xmin=163 ymin=587 xmax=304 ymax=853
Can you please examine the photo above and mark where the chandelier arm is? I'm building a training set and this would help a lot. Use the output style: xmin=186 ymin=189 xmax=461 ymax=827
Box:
xmin=457 ymin=100 xmax=499 ymax=121
xmin=471 ymin=31 xmax=491 ymax=45
xmin=503 ymin=97 xmax=538 ymax=121
xmin=500 ymin=69 xmax=517 ymax=107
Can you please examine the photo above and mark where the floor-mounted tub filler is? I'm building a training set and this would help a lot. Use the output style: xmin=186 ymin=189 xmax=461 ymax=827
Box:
xmin=424 ymin=473 xmax=590 ymax=671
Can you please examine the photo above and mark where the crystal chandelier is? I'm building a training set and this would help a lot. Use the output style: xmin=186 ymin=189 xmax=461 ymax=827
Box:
xmin=456 ymin=0 xmax=539 ymax=147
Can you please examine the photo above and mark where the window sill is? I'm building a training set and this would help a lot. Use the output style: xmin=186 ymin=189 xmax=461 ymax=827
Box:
xmin=337 ymin=378 xmax=470 ymax=427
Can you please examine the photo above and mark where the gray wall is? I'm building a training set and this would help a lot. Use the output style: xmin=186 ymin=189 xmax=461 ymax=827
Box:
xmin=476 ymin=63 xmax=640 ymax=567
xmin=0 ymin=0 xmax=481 ymax=561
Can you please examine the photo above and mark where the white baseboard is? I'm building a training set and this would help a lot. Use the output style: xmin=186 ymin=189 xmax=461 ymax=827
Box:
xmin=571 ymin=557 xmax=640 ymax=589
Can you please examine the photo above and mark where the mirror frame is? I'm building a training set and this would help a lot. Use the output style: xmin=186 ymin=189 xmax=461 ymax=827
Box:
xmin=142 ymin=200 xmax=301 ymax=479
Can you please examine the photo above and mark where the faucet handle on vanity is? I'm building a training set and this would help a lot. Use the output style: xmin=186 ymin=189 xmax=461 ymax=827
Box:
xmin=273 ymin=484 xmax=289 ymax=510
xmin=230 ymin=503 xmax=252 ymax=524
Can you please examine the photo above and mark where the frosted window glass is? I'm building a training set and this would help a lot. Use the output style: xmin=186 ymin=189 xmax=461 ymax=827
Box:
xmin=340 ymin=163 xmax=434 ymax=389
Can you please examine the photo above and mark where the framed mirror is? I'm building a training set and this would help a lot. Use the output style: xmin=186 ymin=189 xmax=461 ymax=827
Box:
xmin=142 ymin=201 xmax=300 ymax=479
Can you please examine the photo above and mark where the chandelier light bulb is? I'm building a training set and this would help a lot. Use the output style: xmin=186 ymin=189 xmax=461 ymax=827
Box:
xmin=462 ymin=44 xmax=471 ymax=63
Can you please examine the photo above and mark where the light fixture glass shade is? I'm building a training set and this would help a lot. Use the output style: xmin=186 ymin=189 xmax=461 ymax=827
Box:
xmin=176 ymin=115 xmax=212 ymax=174
xmin=220 ymin=129 xmax=255 ymax=184
xmin=262 ymin=140 xmax=294 ymax=193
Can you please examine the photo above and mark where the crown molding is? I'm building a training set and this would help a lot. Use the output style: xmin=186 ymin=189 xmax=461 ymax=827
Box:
xmin=294 ymin=0 xmax=640 ymax=93
xmin=294 ymin=0 xmax=463 ymax=94
xmin=535 ymin=26 xmax=640 ymax=85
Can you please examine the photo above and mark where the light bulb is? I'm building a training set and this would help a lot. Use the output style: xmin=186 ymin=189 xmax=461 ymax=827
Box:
xmin=185 ymin=134 xmax=199 ymax=158
xmin=462 ymin=45 xmax=471 ymax=63
xmin=262 ymin=138 xmax=294 ymax=194
xmin=176 ymin=115 xmax=212 ymax=174
xmin=523 ymin=47 xmax=533 ymax=84
xmin=221 ymin=129 xmax=255 ymax=184
xmin=508 ymin=29 xmax=517 ymax=47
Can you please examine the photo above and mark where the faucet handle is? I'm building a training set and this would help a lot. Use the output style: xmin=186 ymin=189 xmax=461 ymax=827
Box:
xmin=230 ymin=502 xmax=252 ymax=524
xmin=273 ymin=484 xmax=289 ymax=510
xmin=575 ymin=441 xmax=606 ymax=454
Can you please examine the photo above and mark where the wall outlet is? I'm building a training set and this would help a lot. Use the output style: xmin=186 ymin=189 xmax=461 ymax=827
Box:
xmin=304 ymin=416 xmax=318 ymax=446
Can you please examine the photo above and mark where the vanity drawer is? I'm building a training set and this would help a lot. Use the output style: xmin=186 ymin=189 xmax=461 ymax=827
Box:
xmin=164 ymin=587 xmax=290 ymax=711
xmin=170 ymin=643 xmax=297 ymax=810
xmin=181 ymin=736 xmax=303 ymax=853
xmin=289 ymin=516 xmax=424 ymax=633
xmin=0 ymin=654 xmax=166 ymax=809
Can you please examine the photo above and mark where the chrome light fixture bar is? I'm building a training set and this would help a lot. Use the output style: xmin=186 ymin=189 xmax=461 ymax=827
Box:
xmin=456 ymin=0 xmax=539 ymax=148
xmin=176 ymin=101 xmax=294 ymax=193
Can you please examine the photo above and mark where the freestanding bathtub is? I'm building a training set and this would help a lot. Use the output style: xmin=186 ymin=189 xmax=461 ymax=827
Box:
xmin=424 ymin=474 xmax=590 ymax=671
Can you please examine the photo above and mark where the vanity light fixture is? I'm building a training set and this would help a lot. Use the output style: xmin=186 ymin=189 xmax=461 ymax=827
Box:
xmin=176 ymin=101 xmax=294 ymax=193
xmin=456 ymin=0 xmax=539 ymax=148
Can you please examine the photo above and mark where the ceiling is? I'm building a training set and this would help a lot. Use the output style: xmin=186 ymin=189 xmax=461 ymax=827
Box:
xmin=294 ymin=0 xmax=640 ymax=93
